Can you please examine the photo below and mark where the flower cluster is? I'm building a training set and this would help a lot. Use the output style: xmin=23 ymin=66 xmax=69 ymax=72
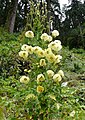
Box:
xmin=19 ymin=29 xmax=64 ymax=85
xmin=19 ymin=30 xmax=64 ymax=118
xmin=41 ymin=33 xmax=52 ymax=42
xmin=36 ymin=69 xmax=64 ymax=93
xmin=41 ymin=30 xmax=59 ymax=42
xmin=19 ymin=31 xmax=62 ymax=65
xmin=19 ymin=44 xmax=62 ymax=63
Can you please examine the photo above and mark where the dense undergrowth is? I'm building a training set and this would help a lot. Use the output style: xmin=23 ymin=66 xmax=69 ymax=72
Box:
xmin=0 ymin=30 xmax=85 ymax=120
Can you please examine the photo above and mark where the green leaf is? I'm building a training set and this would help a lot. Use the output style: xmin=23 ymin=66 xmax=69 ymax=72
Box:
xmin=0 ymin=107 xmax=6 ymax=120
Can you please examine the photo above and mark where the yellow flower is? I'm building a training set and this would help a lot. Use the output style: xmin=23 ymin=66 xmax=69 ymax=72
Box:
xmin=33 ymin=46 xmax=44 ymax=57
xmin=53 ymin=74 xmax=62 ymax=82
xmin=19 ymin=51 xmax=28 ymax=59
xmin=25 ymin=31 xmax=34 ymax=38
xmin=55 ymin=44 xmax=62 ymax=51
xmin=37 ymin=86 xmax=44 ymax=93
xmin=37 ymin=74 xmax=45 ymax=83
xmin=46 ymin=53 xmax=56 ymax=63
xmin=58 ymin=70 xmax=64 ymax=77
xmin=48 ymin=41 xmax=55 ymax=47
xmin=41 ymin=33 xmax=49 ymax=41
xmin=55 ymin=59 xmax=60 ymax=64
xmin=21 ymin=44 xmax=28 ymax=51
xmin=55 ymin=55 xmax=62 ymax=64
xmin=47 ymin=70 xmax=54 ymax=78
xmin=54 ymin=40 xmax=61 ymax=45
xmin=37 ymin=49 xmax=45 ymax=58
xmin=20 ymin=76 xmax=30 ymax=84
xmin=33 ymin=46 xmax=42 ymax=54
xmin=48 ymin=95 xmax=56 ymax=101
xmin=26 ymin=94 xmax=36 ymax=100
xmin=21 ymin=44 xmax=33 ymax=54
xmin=48 ymin=35 xmax=52 ymax=42
xmin=56 ymin=55 xmax=62 ymax=60
xmin=48 ymin=42 xmax=62 ymax=52
xmin=52 ymin=30 xmax=59 ymax=37
xmin=48 ymin=42 xmax=56 ymax=50
xmin=26 ymin=45 xmax=33 ymax=54
xmin=44 ymin=48 xmax=52 ymax=56
xmin=44 ymin=48 xmax=56 ymax=63
xmin=40 ymin=59 xmax=46 ymax=66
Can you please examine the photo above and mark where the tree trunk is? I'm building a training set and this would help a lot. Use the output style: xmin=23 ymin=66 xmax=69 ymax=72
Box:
xmin=46 ymin=0 xmax=51 ymax=34
xmin=5 ymin=0 xmax=18 ymax=33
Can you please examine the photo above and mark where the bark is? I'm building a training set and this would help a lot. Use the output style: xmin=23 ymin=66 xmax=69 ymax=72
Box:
xmin=5 ymin=0 xmax=18 ymax=33
xmin=46 ymin=0 xmax=51 ymax=34
xmin=40 ymin=0 xmax=43 ymax=15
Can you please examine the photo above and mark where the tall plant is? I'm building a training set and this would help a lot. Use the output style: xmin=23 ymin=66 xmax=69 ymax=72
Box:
xmin=18 ymin=29 xmax=64 ymax=119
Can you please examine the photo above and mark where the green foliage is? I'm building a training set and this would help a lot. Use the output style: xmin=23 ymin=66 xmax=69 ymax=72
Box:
xmin=61 ymin=0 xmax=85 ymax=48
xmin=61 ymin=47 xmax=85 ymax=73
xmin=66 ymin=26 xmax=85 ymax=49
xmin=0 ymin=27 xmax=17 ymax=42
xmin=0 ymin=28 xmax=85 ymax=119
xmin=26 ymin=0 xmax=53 ymax=34
xmin=0 ymin=107 xmax=6 ymax=120
xmin=0 ymin=28 xmax=21 ymax=78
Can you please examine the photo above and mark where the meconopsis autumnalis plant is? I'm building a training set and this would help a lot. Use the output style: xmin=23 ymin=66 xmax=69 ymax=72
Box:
xmin=18 ymin=30 xmax=64 ymax=119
